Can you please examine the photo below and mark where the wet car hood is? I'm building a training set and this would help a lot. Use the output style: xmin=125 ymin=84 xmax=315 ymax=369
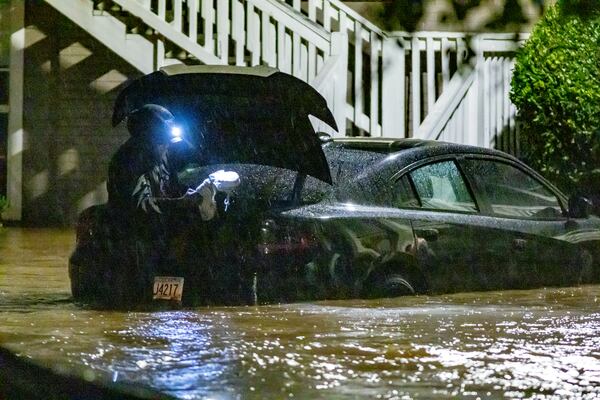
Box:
xmin=112 ymin=65 xmax=337 ymax=184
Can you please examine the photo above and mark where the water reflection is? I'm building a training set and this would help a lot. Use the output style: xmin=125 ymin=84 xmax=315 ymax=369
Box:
xmin=1 ymin=228 xmax=600 ymax=398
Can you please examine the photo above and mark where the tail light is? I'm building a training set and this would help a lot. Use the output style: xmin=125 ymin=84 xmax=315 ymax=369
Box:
xmin=257 ymin=219 xmax=319 ymax=255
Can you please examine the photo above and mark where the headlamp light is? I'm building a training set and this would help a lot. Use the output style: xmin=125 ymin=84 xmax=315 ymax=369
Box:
xmin=170 ymin=126 xmax=183 ymax=143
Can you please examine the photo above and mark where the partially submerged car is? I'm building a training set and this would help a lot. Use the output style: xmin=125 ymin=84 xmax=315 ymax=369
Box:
xmin=69 ymin=65 xmax=600 ymax=307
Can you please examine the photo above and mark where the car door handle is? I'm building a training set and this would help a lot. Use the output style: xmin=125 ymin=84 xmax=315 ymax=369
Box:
xmin=512 ymin=238 xmax=527 ymax=250
xmin=415 ymin=228 xmax=439 ymax=242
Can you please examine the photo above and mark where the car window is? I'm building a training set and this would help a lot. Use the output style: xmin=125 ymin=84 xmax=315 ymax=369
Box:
xmin=392 ymin=175 xmax=420 ymax=208
xmin=409 ymin=160 xmax=478 ymax=212
xmin=463 ymin=159 xmax=563 ymax=219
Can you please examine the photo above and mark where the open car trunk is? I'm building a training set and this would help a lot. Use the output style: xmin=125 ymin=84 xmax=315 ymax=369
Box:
xmin=113 ymin=65 xmax=336 ymax=184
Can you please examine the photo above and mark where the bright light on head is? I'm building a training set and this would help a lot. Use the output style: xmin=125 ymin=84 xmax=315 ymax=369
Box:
xmin=170 ymin=126 xmax=183 ymax=143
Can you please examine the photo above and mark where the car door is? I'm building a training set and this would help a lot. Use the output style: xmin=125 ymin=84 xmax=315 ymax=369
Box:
xmin=390 ymin=158 xmax=514 ymax=293
xmin=459 ymin=156 xmax=583 ymax=288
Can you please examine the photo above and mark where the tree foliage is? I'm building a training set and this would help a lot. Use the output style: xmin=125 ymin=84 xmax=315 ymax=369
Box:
xmin=510 ymin=1 xmax=600 ymax=194
xmin=377 ymin=0 xmax=545 ymax=32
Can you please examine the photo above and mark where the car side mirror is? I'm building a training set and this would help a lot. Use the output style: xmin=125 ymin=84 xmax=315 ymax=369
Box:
xmin=568 ymin=195 xmax=592 ymax=219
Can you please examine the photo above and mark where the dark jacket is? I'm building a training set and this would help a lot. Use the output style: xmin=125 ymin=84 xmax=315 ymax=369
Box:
xmin=107 ymin=137 xmax=183 ymax=238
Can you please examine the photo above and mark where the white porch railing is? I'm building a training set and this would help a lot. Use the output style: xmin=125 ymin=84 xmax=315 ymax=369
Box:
xmin=413 ymin=34 xmax=527 ymax=153
xmin=44 ymin=0 xmax=525 ymax=147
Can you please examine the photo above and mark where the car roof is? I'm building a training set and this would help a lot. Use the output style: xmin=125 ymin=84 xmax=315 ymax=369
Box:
xmin=329 ymin=137 xmax=514 ymax=159
xmin=323 ymin=136 xmax=522 ymax=187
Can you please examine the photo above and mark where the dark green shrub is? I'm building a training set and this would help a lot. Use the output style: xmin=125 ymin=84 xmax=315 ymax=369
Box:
xmin=510 ymin=0 xmax=600 ymax=195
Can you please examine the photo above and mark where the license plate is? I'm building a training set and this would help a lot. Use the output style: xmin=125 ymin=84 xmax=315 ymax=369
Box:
xmin=152 ymin=276 xmax=184 ymax=302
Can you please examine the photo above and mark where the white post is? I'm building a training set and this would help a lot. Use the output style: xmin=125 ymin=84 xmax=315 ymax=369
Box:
xmin=411 ymin=36 xmax=421 ymax=136
xmin=202 ymin=0 xmax=215 ymax=53
xmin=354 ymin=21 xmax=363 ymax=131
xmin=6 ymin=0 xmax=24 ymax=220
xmin=173 ymin=0 xmax=183 ymax=32
xmin=441 ymin=37 xmax=450 ymax=89
xmin=277 ymin=21 xmax=286 ymax=71
xmin=323 ymin=0 xmax=332 ymax=31
xmin=308 ymin=0 xmax=317 ymax=22
xmin=308 ymin=43 xmax=316 ymax=82
xmin=476 ymin=37 xmax=487 ymax=147
xmin=188 ymin=0 xmax=198 ymax=42
xmin=331 ymin=32 xmax=348 ymax=136
xmin=369 ymin=33 xmax=380 ymax=136
xmin=283 ymin=31 xmax=293 ymax=74
xmin=426 ymin=37 xmax=435 ymax=115
xmin=382 ymin=37 xmax=405 ymax=138
xmin=155 ymin=39 xmax=165 ymax=69
xmin=158 ymin=0 xmax=166 ymax=19
xmin=232 ymin=0 xmax=246 ymax=66
xmin=292 ymin=31 xmax=301 ymax=77
xmin=247 ymin=2 xmax=260 ymax=65
xmin=503 ymin=58 xmax=512 ymax=152
xmin=217 ymin=0 xmax=230 ymax=62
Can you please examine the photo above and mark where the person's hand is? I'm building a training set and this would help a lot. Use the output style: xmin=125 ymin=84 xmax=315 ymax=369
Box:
xmin=194 ymin=179 xmax=217 ymax=221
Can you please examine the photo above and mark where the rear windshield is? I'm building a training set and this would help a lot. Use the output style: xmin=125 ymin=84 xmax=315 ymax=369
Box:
xmin=178 ymin=164 xmax=332 ymax=207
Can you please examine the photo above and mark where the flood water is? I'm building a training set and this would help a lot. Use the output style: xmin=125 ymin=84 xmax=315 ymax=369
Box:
xmin=1 ymin=228 xmax=600 ymax=399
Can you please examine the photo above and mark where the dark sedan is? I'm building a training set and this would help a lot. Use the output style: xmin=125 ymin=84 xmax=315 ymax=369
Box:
xmin=69 ymin=66 xmax=600 ymax=307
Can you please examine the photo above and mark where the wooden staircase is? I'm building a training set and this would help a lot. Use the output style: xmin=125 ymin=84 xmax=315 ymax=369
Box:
xmin=43 ymin=0 xmax=525 ymax=144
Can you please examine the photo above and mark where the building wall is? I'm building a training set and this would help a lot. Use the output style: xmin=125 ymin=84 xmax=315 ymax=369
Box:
xmin=22 ymin=1 xmax=140 ymax=225
xmin=0 ymin=1 xmax=11 ymax=198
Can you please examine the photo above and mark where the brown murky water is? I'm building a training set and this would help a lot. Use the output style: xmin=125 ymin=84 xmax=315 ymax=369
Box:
xmin=1 ymin=228 xmax=600 ymax=399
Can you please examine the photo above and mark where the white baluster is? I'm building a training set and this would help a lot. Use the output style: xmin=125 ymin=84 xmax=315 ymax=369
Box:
xmin=308 ymin=0 xmax=317 ymax=22
xmin=495 ymin=58 xmax=503 ymax=145
xmin=481 ymin=55 xmax=490 ymax=147
xmin=247 ymin=2 xmax=260 ymax=65
xmin=300 ymin=41 xmax=308 ymax=81
xmin=232 ymin=0 xmax=245 ymax=66
xmin=173 ymin=0 xmax=182 ymax=32
xmin=426 ymin=37 xmax=435 ymax=115
xmin=382 ymin=37 xmax=405 ymax=138
xmin=262 ymin=13 xmax=276 ymax=67
xmin=292 ymin=31 xmax=301 ymax=77
xmin=370 ymin=33 xmax=380 ymax=136
xmin=503 ymin=58 xmax=511 ymax=152
xmin=155 ymin=39 xmax=165 ymax=69
xmin=411 ymin=36 xmax=421 ymax=136
xmin=216 ymin=0 xmax=229 ymax=62
xmin=441 ymin=37 xmax=450 ymax=89
xmin=331 ymin=32 xmax=348 ymax=136
xmin=323 ymin=0 xmax=332 ymax=31
xmin=277 ymin=21 xmax=286 ymax=71
xmin=202 ymin=0 xmax=215 ymax=53
xmin=283 ymin=30 xmax=293 ymax=74
xmin=457 ymin=37 xmax=465 ymax=69
xmin=158 ymin=0 xmax=166 ymax=19
xmin=308 ymin=43 xmax=316 ymax=82
xmin=464 ymin=77 xmax=478 ymax=146
xmin=188 ymin=0 xmax=198 ymax=42
xmin=317 ymin=52 xmax=324 ymax=73
xmin=354 ymin=21 xmax=363 ymax=131
xmin=339 ymin=10 xmax=347 ymax=34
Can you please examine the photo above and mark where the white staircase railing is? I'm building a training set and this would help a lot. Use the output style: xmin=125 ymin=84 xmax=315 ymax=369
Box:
xmin=44 ymin=0 xmax=524 ymax=146
xmin=277 ymin=1 xmax=475 ymax=137
xmin=413 ymin=34 xmax=526 ymax=153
